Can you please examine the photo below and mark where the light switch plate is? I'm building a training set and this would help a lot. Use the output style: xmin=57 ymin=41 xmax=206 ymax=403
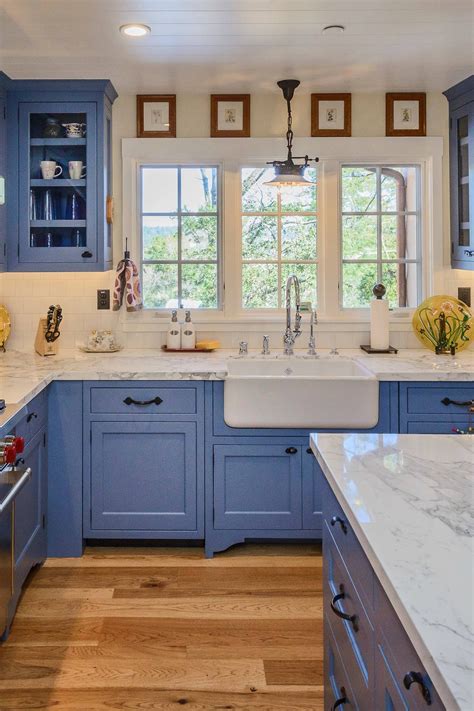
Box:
xmin=458 ymin=287 xmax=471 ymax=307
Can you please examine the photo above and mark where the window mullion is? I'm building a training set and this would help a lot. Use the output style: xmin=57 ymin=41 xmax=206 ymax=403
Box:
xmin=177 ymin=168 xmax=183 ymax=308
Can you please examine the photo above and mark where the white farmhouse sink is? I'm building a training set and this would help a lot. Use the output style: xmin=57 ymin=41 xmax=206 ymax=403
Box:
xmin=224 ymin=357 xmax=379 ymax=429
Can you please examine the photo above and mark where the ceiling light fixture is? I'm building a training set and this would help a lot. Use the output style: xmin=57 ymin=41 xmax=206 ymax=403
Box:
xmin=120 ymin=24 xmax=151 ymax=37
xmin=265 ymin=80 xmax=318 ymax=188
xmin=322 ymin=24 xmax=345 ymax=34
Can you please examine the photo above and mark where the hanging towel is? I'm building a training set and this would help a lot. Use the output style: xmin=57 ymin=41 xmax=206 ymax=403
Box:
xmin=113 ymin=257 xmax=143 ymax=312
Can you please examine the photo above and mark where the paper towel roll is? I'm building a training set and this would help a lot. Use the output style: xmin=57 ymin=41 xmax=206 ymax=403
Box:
xmin=370 ymin=298 xmax=389 ymax=350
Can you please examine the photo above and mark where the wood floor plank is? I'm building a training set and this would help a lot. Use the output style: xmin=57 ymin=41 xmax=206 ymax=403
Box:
xmin=0 ymin=543 xmax=323 ymax=709
xmin=0 ymin=688 xmax=324 ymax=710
xmin=264 ymin=660 xmax=324 ymax=686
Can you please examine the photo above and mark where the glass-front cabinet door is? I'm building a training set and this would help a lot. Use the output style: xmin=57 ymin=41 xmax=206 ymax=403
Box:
xmin=451 ymin=102 xmax=474 ymax=268
xmin=18 ymin=101 xmax=97 ymax=266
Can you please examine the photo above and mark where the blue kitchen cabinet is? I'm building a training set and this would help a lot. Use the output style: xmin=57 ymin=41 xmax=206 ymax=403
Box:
xmin=399 ymin=382 xmax=474 ymax=433
xmin=302 ymin=448 xmax=324 ymax=531
xmin=6 ymin=79 xmax=117 ymax=271
xmin=213 ymin=444 xmax=303 ymax=530
xmin=87 ymin=421 xmax=200 ymax=535
xmin=444 ymin=75 xmax=474 ymax=270
xmin=14 ymin=425 xmax=47 ymax=590
xmin=0 ymin=72 xmax=9 ymax=270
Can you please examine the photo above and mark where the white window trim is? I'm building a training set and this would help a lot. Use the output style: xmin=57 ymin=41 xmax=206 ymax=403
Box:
xmin=121 ymin=136 xmax=443 ymax=332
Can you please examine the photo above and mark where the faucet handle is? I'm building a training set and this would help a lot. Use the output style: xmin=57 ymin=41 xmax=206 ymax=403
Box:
xmin=239 ymin=341 xmax=248 ymax=356
xmin=262 ymin=335 xmax=270 ymax=355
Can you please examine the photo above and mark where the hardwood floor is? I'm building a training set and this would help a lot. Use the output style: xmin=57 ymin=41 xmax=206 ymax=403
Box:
xmin=0 ymin=544 xmax=323 ymax=710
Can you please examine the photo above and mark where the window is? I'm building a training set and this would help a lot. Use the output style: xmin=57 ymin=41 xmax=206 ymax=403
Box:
xmin=341 ymin=165 xmax=421 ymax=309
xmin=141 ymin=166 xmax=220 ymax=309
xmin=240 ymin=167 xmax=318 ymax=309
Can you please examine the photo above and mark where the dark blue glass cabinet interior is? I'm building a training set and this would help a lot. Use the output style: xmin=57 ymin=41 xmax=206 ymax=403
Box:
xmin=445 ymin=74 xmax=474 ymax=270
xmin=6 ymin=79 xmax=117 ymax=271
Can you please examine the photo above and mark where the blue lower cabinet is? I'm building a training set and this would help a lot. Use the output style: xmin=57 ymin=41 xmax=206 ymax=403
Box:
xmin=325 ymin=619 xmax=358 ymax=710
xmin=213 ymin=444 xmax=302 ymax=530
xmin=302 ymin=449 xmax=323 ymax=531
xmin=14 ymin=426 xmax=47 ymax=589
xmin=87 ymin=420 xmax=201 ymax=536
xmin=375 ymin=643 xmax=412 ymax=711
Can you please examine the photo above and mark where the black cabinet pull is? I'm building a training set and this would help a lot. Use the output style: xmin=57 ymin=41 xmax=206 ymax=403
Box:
xmin=26 ymin=412 xmax=38 ymax=423
xmin=306 ymin=447 xmax=312 ymax=454
xmin=403 ymin=672 xmax=432 ymax=705
xmin=81 ymin=250 xmax=93 ymax=258
xmin=330 ymin=584 xmax=358 ymax=631
xmin=332 ymin=687 xmax=348 ymax=710
xmin=330 ymin=515 xmax=348 ymax=535
xmin=123 ymin=396 xmax=163 ymax=407
xmin=285 ymin=447 xmax=298 ymax=454
xmin=441 ymin=397 xmax=473 ymax=409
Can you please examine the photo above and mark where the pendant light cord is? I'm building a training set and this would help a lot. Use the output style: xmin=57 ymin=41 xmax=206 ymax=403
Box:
xmin=286 ymin=98 xmax=294 ymax=162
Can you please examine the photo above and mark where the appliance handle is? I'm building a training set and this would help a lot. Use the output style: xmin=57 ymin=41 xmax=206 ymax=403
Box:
xmin=0 ymin=468 xmax=32 ymax=513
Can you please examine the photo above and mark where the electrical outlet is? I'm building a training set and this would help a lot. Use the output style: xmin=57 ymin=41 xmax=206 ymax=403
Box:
xmin=458 ymin=287 xmax=471 ymax=307
xmin=97 ymin=289 xmax=110 ymax=310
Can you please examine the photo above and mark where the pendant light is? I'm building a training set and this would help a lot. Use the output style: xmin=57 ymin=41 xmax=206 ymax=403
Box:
xmin=265 ymin=79 xmax=318 ymax=187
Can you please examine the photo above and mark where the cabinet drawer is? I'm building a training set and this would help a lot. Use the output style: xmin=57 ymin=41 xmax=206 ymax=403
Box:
xmin=406 ymin=420 xmax=472 ymax=434
xmin=322 ymin=477 xmax=373 ymax=611
xmin=324 ymin=525 xmax=374 ymax=708
xmin=403 ymin=384 xmax=474 ymax=416
xmin=325 ymin=619 xmax=359 ymax=710
xmin=375 ymin=579 xmax=445 ymax=710
xmin=15 ymin=389 xmax=48 ymax=443
xmin=89 ymin=385 xmax=197 ymax=415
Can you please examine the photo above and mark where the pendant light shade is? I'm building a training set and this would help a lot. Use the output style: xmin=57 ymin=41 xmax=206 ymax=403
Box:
xmin=265 ymin=79 xmax=318 ymax=187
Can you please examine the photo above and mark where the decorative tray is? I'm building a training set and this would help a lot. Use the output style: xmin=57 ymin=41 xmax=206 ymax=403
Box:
xmin=78 ymin=344 xmax=123 ymax=353
xmin=161 ymin=345 xmax=216 ymax=353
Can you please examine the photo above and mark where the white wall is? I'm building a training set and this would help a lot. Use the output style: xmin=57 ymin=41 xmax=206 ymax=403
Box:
xmin=1 ymin=92 xmax=472 ymax=352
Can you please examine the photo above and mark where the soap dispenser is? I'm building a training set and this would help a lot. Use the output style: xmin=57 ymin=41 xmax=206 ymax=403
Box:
xmin=181 ymin=310 xmax=196 ymax=350
xmin=166 ymin=310 xmax=181 ymax=350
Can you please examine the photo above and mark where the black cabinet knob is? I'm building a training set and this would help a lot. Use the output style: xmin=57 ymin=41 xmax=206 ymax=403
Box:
xmin=81 ymin=250 xmax=93 ymax=258
xmin=306 ymin=447 xmax=312 ymax=454
xmin=330 ymin=515 xmax=348 ymax=535
xmin=285 ymin=447 xmax=298 ymax=454
xmin=403 ymin=672 xmax=432 ymax=705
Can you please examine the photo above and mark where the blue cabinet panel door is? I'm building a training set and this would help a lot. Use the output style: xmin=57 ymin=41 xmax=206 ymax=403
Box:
xmin=90 ymin=421 xmax=198 ymax=531
xmin=213 ymin=444 xmax=302 ymax=530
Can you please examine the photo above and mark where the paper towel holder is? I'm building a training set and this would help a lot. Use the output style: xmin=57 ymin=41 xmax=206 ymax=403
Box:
xmin=360 ymin=283 xmax=398 ymax=354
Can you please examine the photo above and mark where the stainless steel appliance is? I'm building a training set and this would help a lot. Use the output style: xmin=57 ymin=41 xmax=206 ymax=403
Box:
xmin=0 ymin=436 xmax=30 ymax=638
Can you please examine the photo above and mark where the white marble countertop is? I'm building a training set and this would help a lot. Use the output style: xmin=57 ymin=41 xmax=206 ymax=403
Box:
xmin=0 ymin=347 xmax=472 ymax=426
xmin=310 ymin=432 xmax=474 ymax=711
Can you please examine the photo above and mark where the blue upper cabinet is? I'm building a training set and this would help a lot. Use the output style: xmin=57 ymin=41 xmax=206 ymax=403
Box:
xmin=0 ymin=73 xmax=9 ymax=271
xmin=444 ymin=75 xmax=474 ymax=270
xmin=6 ymin=78 xmax=117 ymax=271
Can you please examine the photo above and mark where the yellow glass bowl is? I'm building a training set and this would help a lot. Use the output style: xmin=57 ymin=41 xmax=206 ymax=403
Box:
xmin=412 ymin=295 xmax=472 ymax=353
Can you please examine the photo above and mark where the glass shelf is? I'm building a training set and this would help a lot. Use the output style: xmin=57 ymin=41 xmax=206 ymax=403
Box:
xmin=31 ymin=220 xmax=86 ymax=228
xmin=30 ymin=138 xmax=86 ymax=146
xmin=30 ymin=179 xmax=86 ymax=187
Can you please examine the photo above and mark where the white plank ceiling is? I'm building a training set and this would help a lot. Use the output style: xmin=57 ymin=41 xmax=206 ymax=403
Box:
xmin=0 ymin=0 xmax=472 ymax=92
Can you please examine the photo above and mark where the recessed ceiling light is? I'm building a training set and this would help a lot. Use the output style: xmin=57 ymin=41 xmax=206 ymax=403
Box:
xmin=322 ymin=25 xmax=345 ymax=34
xmin=120 ymin=24 xmax=151 ymax=37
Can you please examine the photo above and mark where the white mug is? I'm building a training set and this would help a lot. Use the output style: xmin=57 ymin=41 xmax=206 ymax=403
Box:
xmin=40 ymin=161 xmax=62 ymax=179
xmin=68 ymin=161 xmax=86 ymax=179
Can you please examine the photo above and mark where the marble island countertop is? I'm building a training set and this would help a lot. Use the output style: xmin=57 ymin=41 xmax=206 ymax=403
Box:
xmin=310 ymin=432 xmax=474 ymax=711
xmin=0 ymin=347 xmax=472 ymax=429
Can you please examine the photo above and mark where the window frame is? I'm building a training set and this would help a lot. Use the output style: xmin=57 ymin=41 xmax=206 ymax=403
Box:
xmin=239 ymin=165 xmax=318 ymax=311
xmin=339 ymin=163 xmax=423 ymax=311
xmin=139 ymin=164 xmax=223 ymax=311
xmin=121 ymin=137 xmax=443 ymax=331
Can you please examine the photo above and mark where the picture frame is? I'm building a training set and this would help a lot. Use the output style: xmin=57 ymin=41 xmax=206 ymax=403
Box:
xmin=136 ymin=94 xmax=176 ymax=138
xmin=311 ymin=93 xmax=351 ymax=137
xmin=385 ymin=92 xmax=426 ymax=136
xmin=210 ymin=94 xmax=250 ymax=137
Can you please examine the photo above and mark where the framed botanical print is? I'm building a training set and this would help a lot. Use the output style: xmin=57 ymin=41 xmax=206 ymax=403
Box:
xmin=210 ymin=94 xmax=250 ymax=137
xmin=311 ymin=93 xmax=351 ymax=137
xmin=136 ymin=95 xmax=176 ymax=138
xmin=386 ymin=93 xmax=426 ymax=136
